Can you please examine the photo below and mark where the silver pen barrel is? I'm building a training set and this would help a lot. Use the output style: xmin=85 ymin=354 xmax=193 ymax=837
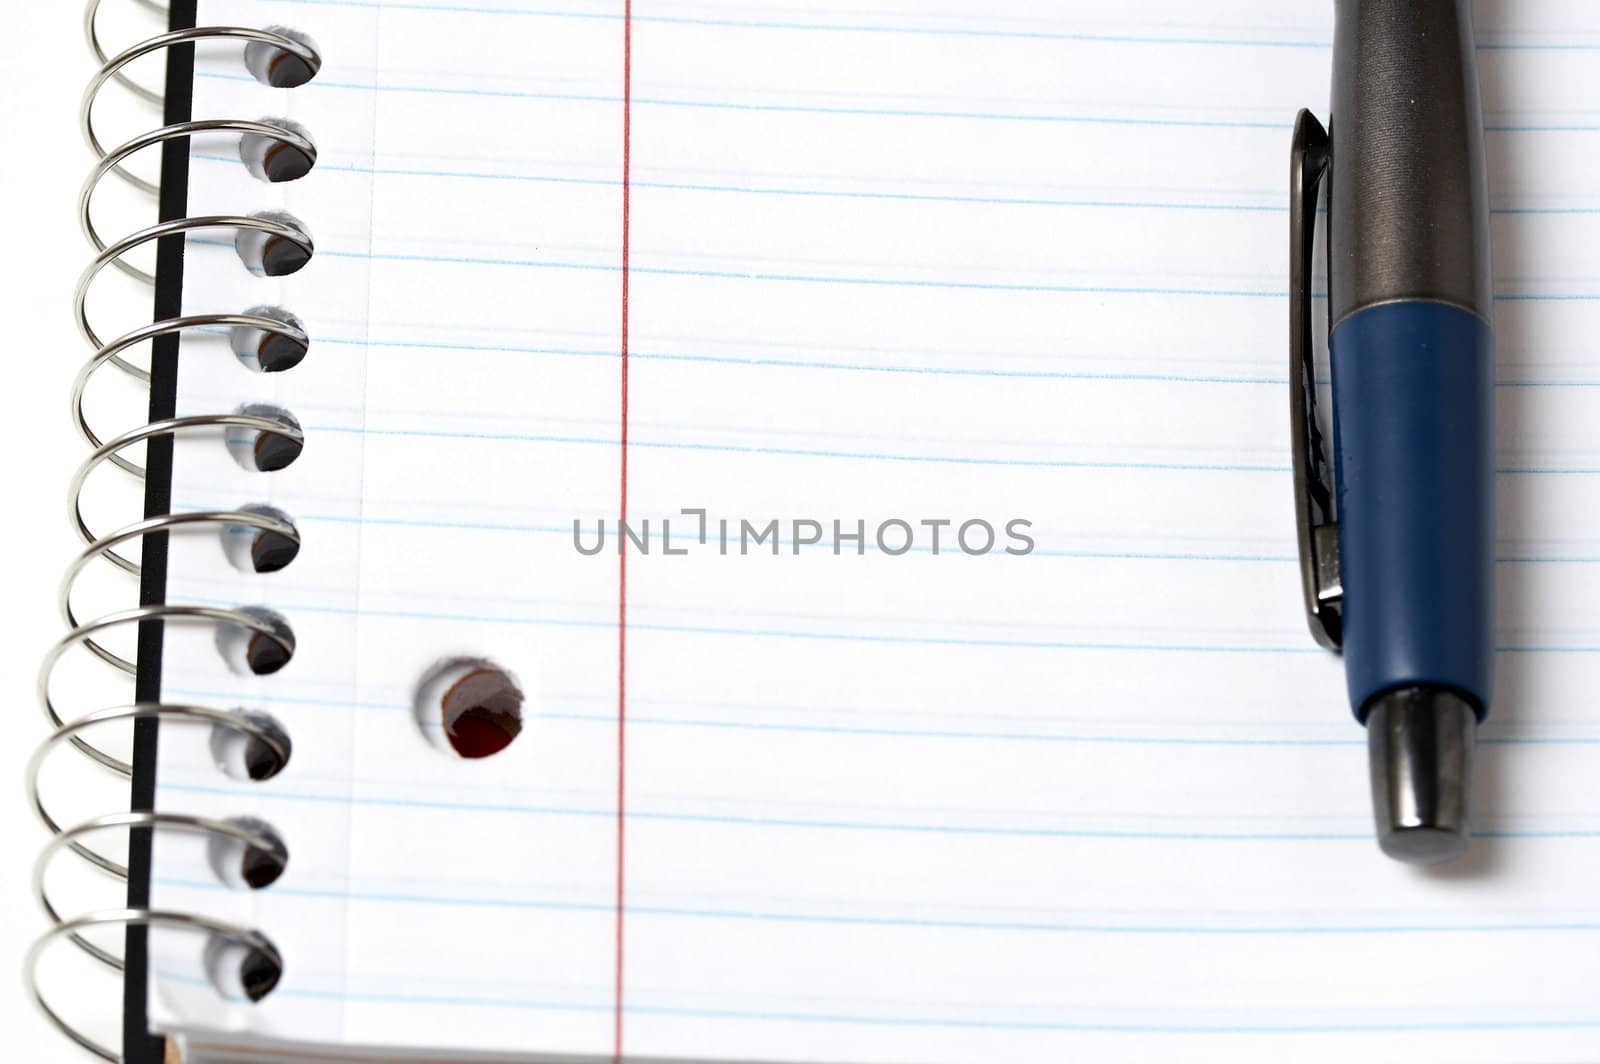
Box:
xmin=1328 ymin=0 xmax=1492 ymax=329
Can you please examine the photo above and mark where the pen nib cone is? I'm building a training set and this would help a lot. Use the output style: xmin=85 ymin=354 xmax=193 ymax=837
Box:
xmin=1366 ymin=688 xmax=1477 ymax=865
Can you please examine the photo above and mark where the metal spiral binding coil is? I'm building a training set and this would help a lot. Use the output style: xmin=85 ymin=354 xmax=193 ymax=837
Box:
xmin=83 ymin=20 xmax=321 ymax=194
xmin=70 ymin=412 xmax=306 ymax=548
xmin=27 ymin=911 xmax=284 ymax=1063
xmin=84 ymin=118 xmax=318 ymax=284
xmin=34 ymin=809 xmax=290 ymax=971
xmin=28 ymin=2 xmax=321 ymax=1058
xmin=28 ymin=705 xmax=293 ymax=880
xmin=77 ymin=213 xmax=316 ymax=374
xmin=86 ymin=0 xmax=174 ymax=105
xmin=73 ymin=315 xmax=310 ymax=456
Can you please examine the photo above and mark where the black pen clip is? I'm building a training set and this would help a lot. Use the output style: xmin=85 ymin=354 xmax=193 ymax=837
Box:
xmin=1289 ymin=109 xmax=1342 ymax=651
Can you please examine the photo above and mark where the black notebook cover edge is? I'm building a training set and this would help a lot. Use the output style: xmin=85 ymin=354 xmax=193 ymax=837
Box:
xmin=125 ymin=1 xmax=198 ymax=1060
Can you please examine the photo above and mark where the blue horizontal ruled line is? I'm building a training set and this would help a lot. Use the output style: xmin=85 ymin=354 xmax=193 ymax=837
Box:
xmin=1492 ymin=207 xmax=1600 ymax=215
xmin=156 ymin=780 xmax=1363 ymax=838
xmin=301 ymin=421 xmax=1600 ymax=475
xmin=170 ymin=503 xmax=1600 ymax=566
xmin=318 ymin=247 xmax=1291 ymax=298
xmin=1477 ymin=40 xmax=1600 ymax=52
xmin=339 ymin=335 xmax=1288 ymax=383
xmin=1486 ymin=124 xmax=1600 ymax=133
xmin=189 ymin=151 xmax=1600 ymax=217
xmin=254 ymin=0 xmax=1600 ymax=53
xmin=150 ymin=314 xmax=1297 ymax=386
xmin=146 ymin=967 xmax=1600 ymax=1033
xmin=159 ymin=968 xmax=611 ymax=1016
xmin=1498 ymin=379 xmax=1600 ymax=388
xmin=194 ymin=70 xmax=1291 ymax=129
xmin=156 ymin=684 xmax=1600 ymax=749
xmin=188 ymin=232 xmax=1600 ymax=302
xmin=175 ymin=591 xmax=1319 ymax=654
xmin=170 ymin=589 xmax=1600 ymax=657
xmin=304 ymin=421 xmax=1292 ymax=472
xmin=167 ymin=501 xmax=1295 ymax=561
xmin=249 ymin=509 xmax=1302 ymax=561
xmin=327 ymin=245 xmax=1600 ymax=303
xmin=254 ymin=0 xmax=1334 ymax=48
xmin=310 ymin=335 xmax=1594 ymax=390
xmin=186 ymin=212 xmax=1597 ymax=303
xmin=170 ymin=501 xmax=1288 ymax=559
xmin=193 ymin=70 xmax=1600 ymax=132
xmin=196 ymin=151 xmax=1291 ymax=212
xmin=352 ymin=1001 xmax=1600 ymax=1035
xmin=162 ymin=684 xmax=1353 ymax=746
xmin=159 ymin=780 xmax=1600 ymax=842
xmin=1499 ymin=467 xmax=1600 ymax=475
xmin=532 ymin=712 xmax=1596 ymax=748
xmin=152 ymin=877 xmax=1600 ymax=937
xmin=1498 ymin=646 xmax=1600 ymax=654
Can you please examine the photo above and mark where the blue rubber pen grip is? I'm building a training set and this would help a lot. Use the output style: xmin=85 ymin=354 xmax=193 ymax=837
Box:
xmin=1329 ymin=301 xmax=1495 ymax=721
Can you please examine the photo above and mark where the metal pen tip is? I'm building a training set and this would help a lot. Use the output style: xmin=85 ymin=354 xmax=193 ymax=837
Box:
xmin=1366 ymin=687 xmax=1477 ymax=865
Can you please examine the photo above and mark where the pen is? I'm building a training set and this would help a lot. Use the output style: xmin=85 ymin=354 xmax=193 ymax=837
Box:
xmin=1289 ymin=0 xmax=1494 ymax=863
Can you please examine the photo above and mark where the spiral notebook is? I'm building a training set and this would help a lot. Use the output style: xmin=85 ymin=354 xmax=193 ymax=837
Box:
xmin=43 ymin=0 xmax=1600 ymax=1061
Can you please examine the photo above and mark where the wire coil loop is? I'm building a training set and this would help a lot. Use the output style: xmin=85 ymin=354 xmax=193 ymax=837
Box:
xmin=83 ymin=119 xmax=318 ymax=283
xmin=83 ymin=24 xmax=321 ymax=194
xmin=76 ymin=213 xmax=315 ymax=368
xmin=71 ymin=315 xmax=311 ymax=456
xmin=26 ymin=909 xmax=284 ymax=1063
xmin=27 ymin=704 xmax=292 ymax=880
xmin=35 ymin=810 xmax=289 ymax=970
xmin=35 ymin=3 xmax=323 ymax=1057
xmin=70 ymin=411 xmax=305 ymax=533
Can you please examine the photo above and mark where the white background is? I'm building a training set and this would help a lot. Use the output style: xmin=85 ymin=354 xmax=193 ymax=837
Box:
xmin=2 ymin=5 xmax=140 ymax=1059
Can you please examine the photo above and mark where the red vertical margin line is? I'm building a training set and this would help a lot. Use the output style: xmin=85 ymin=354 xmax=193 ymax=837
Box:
xmin=614 ymin=0 xmax=633 ymax=1061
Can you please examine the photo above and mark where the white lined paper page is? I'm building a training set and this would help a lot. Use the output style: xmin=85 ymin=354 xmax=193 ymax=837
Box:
xmin=148 ymin=1 xmax=1600 ymax=1061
